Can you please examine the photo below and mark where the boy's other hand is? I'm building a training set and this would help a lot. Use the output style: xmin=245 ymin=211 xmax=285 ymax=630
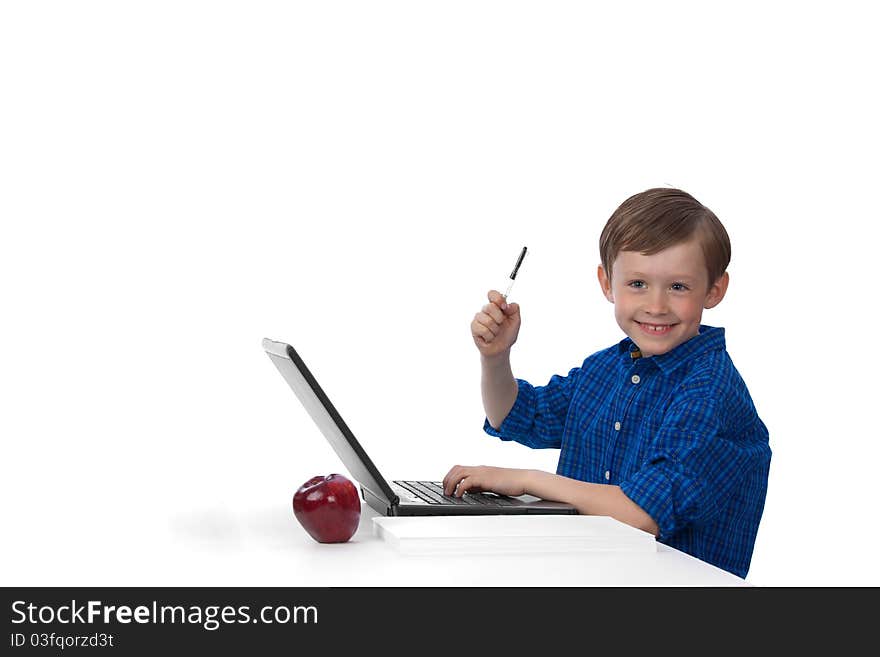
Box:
xmin=471 ymin=289 xmax=521 ymax=358
xmin=442 ymin=465 xmax=529 ymax=498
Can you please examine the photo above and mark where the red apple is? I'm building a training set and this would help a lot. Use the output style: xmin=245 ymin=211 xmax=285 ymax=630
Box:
xmin=292 ymin=473 xmax=361 ymax=543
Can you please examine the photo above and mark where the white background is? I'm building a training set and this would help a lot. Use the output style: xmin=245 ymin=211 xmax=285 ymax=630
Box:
xmin=2 ymin=1 xmax=878 ymax=586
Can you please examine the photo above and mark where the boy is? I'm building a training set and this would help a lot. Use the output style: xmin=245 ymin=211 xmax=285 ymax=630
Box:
xmin=442 ymin=187 xmax=771 ymax=578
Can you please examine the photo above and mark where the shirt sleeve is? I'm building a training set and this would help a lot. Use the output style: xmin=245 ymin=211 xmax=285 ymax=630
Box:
xmin=619 ymin=393 xmax=763 ymax=540
xmin=483 ymin=367 xmax=581 ymax=449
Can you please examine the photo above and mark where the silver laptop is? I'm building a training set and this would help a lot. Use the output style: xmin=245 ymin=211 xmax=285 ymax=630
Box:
xmin=263 ymin=338 xmax=578 ymax=516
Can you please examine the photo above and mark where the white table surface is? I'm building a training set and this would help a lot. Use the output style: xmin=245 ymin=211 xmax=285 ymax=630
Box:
xmin=4 ymin=500 xmax=748 ymax=587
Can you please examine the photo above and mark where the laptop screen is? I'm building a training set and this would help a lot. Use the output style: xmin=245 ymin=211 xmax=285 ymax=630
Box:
xmin=262 ymin=338 xmax=397 ymax=505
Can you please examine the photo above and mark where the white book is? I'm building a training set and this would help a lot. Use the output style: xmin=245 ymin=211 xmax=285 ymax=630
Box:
xmin=373 ymin=515 xmax=657 ymax=555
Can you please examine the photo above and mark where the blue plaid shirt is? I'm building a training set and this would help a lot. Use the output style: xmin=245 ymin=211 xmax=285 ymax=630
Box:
xmin=484 ymin=325 xmax=771 ymax=578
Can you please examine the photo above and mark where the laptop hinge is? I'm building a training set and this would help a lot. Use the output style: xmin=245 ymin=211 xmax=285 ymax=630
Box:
xmin=361 ymin=485 xmax=397 ymax=516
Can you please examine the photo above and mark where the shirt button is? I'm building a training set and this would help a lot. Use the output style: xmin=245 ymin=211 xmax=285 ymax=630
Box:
xmin=631 ymin=374 xmax=641 ymax=384
xmin=604 ymin=470 xmax=610 ymax=481
xmin=614 ymin=421 xmax=621 ymax=431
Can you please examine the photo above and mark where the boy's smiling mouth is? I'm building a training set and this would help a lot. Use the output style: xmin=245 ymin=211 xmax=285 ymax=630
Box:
xmin=635 ymin=320 xmax=676 ymax=335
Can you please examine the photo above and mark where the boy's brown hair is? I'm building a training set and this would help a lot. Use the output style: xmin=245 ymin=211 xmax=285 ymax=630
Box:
xmin=599 ymin=187 xmax=731 ymax=286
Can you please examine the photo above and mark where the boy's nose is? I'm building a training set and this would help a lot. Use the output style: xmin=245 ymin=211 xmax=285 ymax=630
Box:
xmin=643 ymin=291 xmax=670 ymax=315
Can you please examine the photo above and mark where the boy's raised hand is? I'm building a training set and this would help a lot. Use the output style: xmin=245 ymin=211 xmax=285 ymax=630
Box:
xmin=471 ymin=289 xmax=521 ymax=358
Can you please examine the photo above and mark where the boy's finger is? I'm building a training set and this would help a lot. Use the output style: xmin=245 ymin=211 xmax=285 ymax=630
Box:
xmin=475 ymin=313 xmax=500 ymax=337
xmin=471 ymin=320 xmax=495 ymax=342
xmin=443 ymin=466 xmax=463 ymax=495
xmin=489 ymin=290 xmax=519 ymax=315
xmin=481 ymin=302 xmax=505 ymax=325
xmin=487 ymin=289 xmax=510 ymax=313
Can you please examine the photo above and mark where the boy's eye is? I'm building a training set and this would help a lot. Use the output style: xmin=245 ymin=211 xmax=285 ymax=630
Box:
xmin=627 ymin=280 xmax=646 ymax=289
xmin=671 ymin=282 xmax=690 ymax=291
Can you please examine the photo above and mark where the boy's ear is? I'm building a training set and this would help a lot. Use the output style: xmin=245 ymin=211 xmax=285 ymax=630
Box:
xmin=704 ymin=271 xmax=730 ymax=309
xmin=597 ymin=264 xmax=614 ymax=303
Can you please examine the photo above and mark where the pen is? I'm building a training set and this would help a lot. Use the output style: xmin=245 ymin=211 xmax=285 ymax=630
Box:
xmin=503 ymin=246 xmax=528 ymax=300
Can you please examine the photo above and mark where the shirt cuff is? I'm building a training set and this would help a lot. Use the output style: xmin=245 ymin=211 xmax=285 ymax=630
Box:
xmin=619 ymin=468 xmax=676 ymax=541
xmin=482 ymin=379 xmax=536 ymax=441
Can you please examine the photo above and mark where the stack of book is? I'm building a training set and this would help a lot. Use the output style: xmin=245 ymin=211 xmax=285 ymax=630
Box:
xmin=372 ymin=515 xmax=657 ymax=555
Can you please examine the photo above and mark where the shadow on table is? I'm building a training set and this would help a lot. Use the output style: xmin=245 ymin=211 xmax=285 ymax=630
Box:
xmin=167 ymin=504 xmax=304 ymax=551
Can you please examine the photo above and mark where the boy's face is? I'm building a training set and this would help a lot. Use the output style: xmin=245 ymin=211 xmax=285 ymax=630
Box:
xmin=597 ymin=237 xmax=729 ymax=357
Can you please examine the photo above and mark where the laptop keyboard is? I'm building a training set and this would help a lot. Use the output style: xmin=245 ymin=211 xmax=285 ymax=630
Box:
xmin=395 ymin=480 xmax=515 ymax=506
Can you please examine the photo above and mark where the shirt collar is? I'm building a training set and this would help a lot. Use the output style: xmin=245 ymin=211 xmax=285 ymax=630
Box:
xmin=616 ymin=325 xmax=726 ymax=373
